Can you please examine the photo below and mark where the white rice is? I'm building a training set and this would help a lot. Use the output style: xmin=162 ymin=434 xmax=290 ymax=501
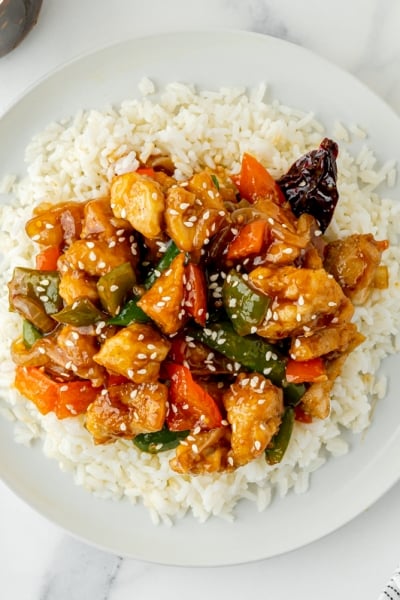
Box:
xmin=1 ymin=80 xmax=400 ymax=525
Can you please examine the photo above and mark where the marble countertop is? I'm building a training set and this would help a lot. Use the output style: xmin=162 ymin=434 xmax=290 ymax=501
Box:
xmin=1 ymin=1 xmax=400 ymax=598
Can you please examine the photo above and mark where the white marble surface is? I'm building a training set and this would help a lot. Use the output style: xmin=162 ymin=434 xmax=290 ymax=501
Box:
xmin=1 ymin=0 xmax=400 ymax=598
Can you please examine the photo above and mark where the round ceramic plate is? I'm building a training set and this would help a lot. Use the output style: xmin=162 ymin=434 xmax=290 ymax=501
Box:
xmin=1 ymin=30 xmax=400 ymax=566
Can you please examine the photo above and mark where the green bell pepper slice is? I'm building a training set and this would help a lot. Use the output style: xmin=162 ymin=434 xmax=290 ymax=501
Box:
xmin=53 ymin=297 xmax=106 ymax=326
xmin=107 ymin=297 xmax=149 ymax=326
xmin=190 ymin=321 xmax=305 ymax=405
xmin=97 ymin=262 xmax=136 ymax=316
xmin=133 ymin=428 xmax=189 ymax=453
xmin=265 ymin=406 xmax=295 ymax=465
xmin=22 ymin=319 xmax=43 ymax=348
xmin=144 ymin=239 xmax=180 ymax=290
xmin=8 ymin=267 xmax=62 ymax=332
xmin=222 ymin=269 xmax=270 ymax=336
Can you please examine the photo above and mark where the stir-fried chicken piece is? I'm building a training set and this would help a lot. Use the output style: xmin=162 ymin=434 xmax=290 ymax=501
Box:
xmin=207 ymin=166 xmax=238 ymax=203
xmin=165 ymin=173 xmax=226 ymax=252
xmin=137 ymin=253 xmax=186 ymax=335
xmin=86 ymin=381 xmax=168 ymax=444
xmin=38 ymin=325 xmax=106 ymax=386
xmin=249 ymin=265 xmax=353 ymax=340
xmin=250 ymin=199 xmax=313 ymax=265
xmin=223 ymin=373 xmax=284 ymax=467
xmin=110 ymin=172 xmax=165 ymax=239
xmin=324 ymin=233 xmax=388 ymax=304
xmin=290 ymin=322 xmax=364 ymax=361
xmin=93 ymin=323 xmax=171 ymax=384
xmin=170 ymin=427 xmax=232 ymax=474
xmin=300 ymin=328 xmax=364 ymax=419
xmin=57 ymin=236 xmax=135 ymax=278
xmin=25 ymin=201 xmax=84 ymax=248
xmin=58 ymin=269 xmax=99 ymax=305
xmin=300 ymin=352 xmax=348 ymax=419
xmin=81 ymin=197 xmax=131 ymax=240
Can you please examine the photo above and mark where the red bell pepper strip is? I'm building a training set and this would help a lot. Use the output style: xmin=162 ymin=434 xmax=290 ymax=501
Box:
xmin=294 ymin=404 xmax=313 ymax=423
xmin=136 ymin=167 xmax=157 ymax=178
xmin=227 ymin=219 xmax=267 ymax=260
xmin=35 ymin=246 xmax=61 ymax=271
xmin=14 ymin=366 xmax=99 ymax=419
xmin=232 ymin=152 xmax=285 ymax=204
xmin=165 ymin=363 xmax=223 ymax=431
xmin=184 ymin=262 xmax=207 ymax=326
xmin=285 ymin=357 xmax=326 ymax=384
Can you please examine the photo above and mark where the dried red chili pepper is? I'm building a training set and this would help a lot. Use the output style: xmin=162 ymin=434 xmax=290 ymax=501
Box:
xmin=277 ymin=138 xmax=339 ymax=232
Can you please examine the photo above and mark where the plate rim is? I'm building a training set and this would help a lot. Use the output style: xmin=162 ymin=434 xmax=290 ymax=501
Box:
xmin=1 ymin=28 xmax=400 ymax=566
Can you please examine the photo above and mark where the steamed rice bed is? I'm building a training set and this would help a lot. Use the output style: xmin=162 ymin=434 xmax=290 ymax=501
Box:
xmin=1 ymin=80 xmax=399 ymax=525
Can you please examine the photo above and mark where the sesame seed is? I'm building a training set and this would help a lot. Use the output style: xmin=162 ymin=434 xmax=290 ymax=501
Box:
xmin=227 ymin=456 xmax=234 ymax=466
xmin=180 ymin=202 xmax=190 ymax=210
xmin=39 ymin=295 xmax=49 ymax=302
xmin=191 ymin=444 xmax=199 ymax=454
xmin=137 ymin=353 xmax=147 ymax=360
xmin=110 ymin=284 xmax=119 ymax=292
xmin=98 ymin=261 xmax=106 ymax=269
xmin=184 ymin=221 xmax=194 ymax=228
xmin=254 ymin=440 xmax=262 ymax=451
xmin=120 ymin=423 xmax=127 ymax=431
xmin=168 ymin=208 xmax=179 ymax=216
xmin=89 ymin=251 xmax=97 ymax=261
xmin=86 ymin=241 xmax=95 ymax=249
xmin=59 ymin=385 xmax=69 ymax=392
xmin=137 ymin=368 xmax=147 ymax=375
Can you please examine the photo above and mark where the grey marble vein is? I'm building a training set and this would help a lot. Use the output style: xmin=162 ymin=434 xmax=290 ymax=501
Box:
xmin=38 ymin=538 xmax=122 ymax=600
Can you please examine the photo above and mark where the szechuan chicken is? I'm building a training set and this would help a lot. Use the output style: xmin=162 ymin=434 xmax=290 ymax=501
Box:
xmin=8 ymin=138 xmax=389 ymax=474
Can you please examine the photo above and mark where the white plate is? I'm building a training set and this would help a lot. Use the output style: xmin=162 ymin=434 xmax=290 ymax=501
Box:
xmin=1 ymin=30 xmax=400 ymax=566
